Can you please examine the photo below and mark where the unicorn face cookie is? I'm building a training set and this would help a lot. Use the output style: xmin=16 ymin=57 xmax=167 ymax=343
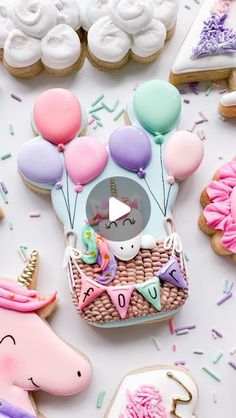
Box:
xmin=0 ymin=250 xmax=92 ymax=417
xmin=170 ymin=0 xmax=236 ymax=99
xmin=0 ymin=0 xmax=84 ymax=77
xmin=18 ymin=81 xmax=204 ymax=328
xmin=105 ymin=365 xmax=199 ymax=418
xmin=84 ymin=0 xmax=179 ymax=70
xmin=199 ymin=157 xmax=236 ymax=261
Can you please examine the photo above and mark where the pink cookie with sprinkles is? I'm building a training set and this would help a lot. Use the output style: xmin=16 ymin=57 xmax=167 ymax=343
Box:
xmin=0 ymin=250 xmax=92 ymax=418
xmin=170 ymin=0 xmax=236 ymax=102
xmin=105 ymin=365 xmax=199 ymax=418
xmin=199 ymin=157 xmax=236 ymax=260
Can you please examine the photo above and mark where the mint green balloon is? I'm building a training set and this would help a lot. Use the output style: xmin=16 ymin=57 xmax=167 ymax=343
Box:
xmin=133 ymin=80 xmax=181 ymax=143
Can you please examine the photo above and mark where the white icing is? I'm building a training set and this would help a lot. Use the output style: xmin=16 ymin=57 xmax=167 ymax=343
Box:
xmin=41 ymin=24 xmax=81 ymax=70
xmin=88 ymin=16 xmax=131 ymax=62
xmin=4 ymin=29 xmax=41 ymax=67
xmin=12 ymin=0 xmax=58 ymax=39
xmin=153 ymin=0 xmax=179 ymax=31
xmin=172 ymin=0 xmax=236 ymax=74
xmin=54 ymin=0 xmax=81 ymax=31
xmin=109 ymin=0 xmax=153 ymax=35
xmin=131 ymin=18 xmax=166 ymax=57
xmin=107 ymin=368 xmax=198 ymax=418
xmin=0 ymin=1 xmax=15 ymax=48
xmin=81 ymin=0 xmax=109 ymax=31
xmin=221 ymin=91 xmax=236 ymax=106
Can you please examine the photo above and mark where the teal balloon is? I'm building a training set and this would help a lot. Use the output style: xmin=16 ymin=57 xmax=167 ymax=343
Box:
xmin=133 ymin=80 xmax=181 ymax=142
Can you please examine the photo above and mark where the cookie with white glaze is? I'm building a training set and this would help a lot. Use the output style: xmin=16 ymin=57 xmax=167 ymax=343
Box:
xmin=17 ymin=82 xmax=204 ymax=329
xmin=1 ymin=0 xmax=85 ymax=77
xmin=199 ymin=157 xmax=236 ymax=261
xmin=105 ymin=365 xmax=199 ymax=418
xmin=170 ymin=0 xmax=236 ymax=105
xmin=85 ymin=0 xmax=179 ymax=70
xmin=219 ymin=91 xmax=236 ymax=118
xmin=0 ymin=250 xmax=92 ymax=418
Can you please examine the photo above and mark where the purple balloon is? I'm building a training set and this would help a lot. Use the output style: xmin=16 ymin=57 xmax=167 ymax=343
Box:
xmin=109 ymin=126 xmax=152 ymax=177
xmin=18 ymin=138 xmax=63 ymax=185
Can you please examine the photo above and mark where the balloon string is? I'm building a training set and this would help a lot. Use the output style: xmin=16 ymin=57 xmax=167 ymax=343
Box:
xmin=71 ymin=191 xmax=79 ymax=230
xmin=60 ymin=188 xmax=73 ymax=229
xmin=164 ymin=184 xmax=173 ymax=216
xmin=143 ymin=177 xmax=165 ymax=217
xmin=66 ymin=171 xmax=72 ymax=224
xmin=159 ymin=144 xmax=166 ymax=211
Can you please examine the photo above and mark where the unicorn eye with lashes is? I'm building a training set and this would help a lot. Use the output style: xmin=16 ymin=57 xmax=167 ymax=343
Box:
xmin=123 ymin=218 xmax=136 ymax=226
xmin=105 ymin=221 xmax=118 ymax=229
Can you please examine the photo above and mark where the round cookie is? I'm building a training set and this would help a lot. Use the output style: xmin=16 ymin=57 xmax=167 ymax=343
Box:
xmin=219 ymin=91 xmax=236 ymax=119
xmin=199 ymin=157 xmax=236 ymax=261
xmin=105 ymin=365 xmax=199 ymax=418
xmin=0 ymin=250 xmax=92 ymax=417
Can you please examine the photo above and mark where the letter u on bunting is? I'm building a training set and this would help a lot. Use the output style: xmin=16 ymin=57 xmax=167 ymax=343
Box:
xmin=136 ymin=277 xmax=161 ymax=311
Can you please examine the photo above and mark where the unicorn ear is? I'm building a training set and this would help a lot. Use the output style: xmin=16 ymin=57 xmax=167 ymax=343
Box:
xmin=17 ymin=250 xmax=39 ymax=290
xmin=90 ymin=199 xmax=100 ymax=216
xmin=130 ymin=195 xmax=140 ymax=210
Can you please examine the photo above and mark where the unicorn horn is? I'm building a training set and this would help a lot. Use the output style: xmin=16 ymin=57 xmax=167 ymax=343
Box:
xmin=17 ymin=250 xmax=39 ymax=288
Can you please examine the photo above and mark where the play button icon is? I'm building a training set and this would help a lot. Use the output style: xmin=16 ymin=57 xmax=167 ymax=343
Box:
xmin=108 ymin=197 xmax=131 ymax=222
xmin=86 ymin=176 xmax=151 ymax=242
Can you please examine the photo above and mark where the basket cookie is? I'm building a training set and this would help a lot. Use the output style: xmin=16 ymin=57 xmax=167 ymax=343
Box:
xmin=170 ymin=0 xmax=236 ymax=106
xmin=0 ymin=0 xmax=85 ymax=77
xmin=84 ymin=0 xmax=179 ymax=70
xmin=105 ymin=365 xmax=199 ymax=418
xmin=219 ymin=91 xmax=236 ymax=118
xmin=199 ymin=157 xmax=236 ymax=260
xmin=17 ymin=81 xmax=204 ymax=328
xmin=0 ymin=250 xmax=92 ymax=418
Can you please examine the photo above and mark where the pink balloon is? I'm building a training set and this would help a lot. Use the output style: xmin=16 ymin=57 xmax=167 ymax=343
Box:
xmin=65 ymin=137 xmax=108 ymax=186
xmin=164 ymin=131 xmax=204 ymax=180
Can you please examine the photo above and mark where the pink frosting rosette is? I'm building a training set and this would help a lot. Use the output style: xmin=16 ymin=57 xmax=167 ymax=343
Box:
xmin=204 ymin=160 xmax=236 ymax=253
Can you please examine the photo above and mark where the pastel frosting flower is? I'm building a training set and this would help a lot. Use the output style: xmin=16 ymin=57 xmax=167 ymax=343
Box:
xmin=204 ymin=160 xmax=236 ymax=253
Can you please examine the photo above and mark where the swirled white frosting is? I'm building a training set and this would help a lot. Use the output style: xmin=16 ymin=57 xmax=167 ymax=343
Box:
xmin=41 ymin=24 xmax=81 ymax=69
xmin=131 ymin=18 xmax=166 ymax=57
xmin=54 ymin=0 xmax=81 ymax=30
xmin=4 ymin=29 xmax=41 ymax=67
xmin=109 ymin=0 xmax=153 ymax=34
xmin=12 ymin=0 xmax=58 ymax=39
xmin=0 ymin=1 xmax=15 ymax=48
xmin=81 ymin=0 xmax=109 ymax=31
xmin=88 ymin=16 xmax=131 ymax=62
xmin=153 ymin=0 xmax=179 ymax=31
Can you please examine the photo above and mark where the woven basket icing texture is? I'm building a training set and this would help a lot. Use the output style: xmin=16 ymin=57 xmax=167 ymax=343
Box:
xmin=72 ymin=240 xmax=188 ymax=325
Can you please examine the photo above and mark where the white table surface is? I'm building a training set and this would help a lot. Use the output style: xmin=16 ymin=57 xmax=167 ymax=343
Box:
xmin=1 ymin=2 xmax=236 ymax=417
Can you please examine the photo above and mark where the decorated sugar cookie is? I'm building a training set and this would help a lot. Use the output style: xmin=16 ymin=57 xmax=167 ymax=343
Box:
xmin=84 ymin=0 xmax=179 ymax=70
xmin=18 ymin=81 xmax=204 ymax=328
xmin=170 ymin=0 xmax=236 ymax=103
xmin=0 ymin=250 xmax=92 ymax=418
xmin=219 ymin=91 xmax=236 ymax=118
xmin=199 ymin=157 xmax=236 ymax=260
xmin=105 ymin=365 xmax=199 ymax=418
xmin=0 ymin=0 xmax=84 ymax=77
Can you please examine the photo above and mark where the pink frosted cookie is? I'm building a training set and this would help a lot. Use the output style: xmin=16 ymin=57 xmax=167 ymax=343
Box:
xmin=199 ymin=157 xmax=236 ymax=260
xmin=105 ymin=365 xmax=199 ymax=418
xmin=18 ymin=81 xmax=204 ymax=329
xmin=1 ymin=0 xmax=84 ymax=78
xmin=170 ymin=0 xmax=236 ymax=110
xmin=0 ymin=250 xmax=92 ymax=417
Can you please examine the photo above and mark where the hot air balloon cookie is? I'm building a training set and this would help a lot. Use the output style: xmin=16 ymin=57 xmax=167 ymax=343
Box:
xmin=18 ymin=82 xmax=204 ymax=328
xmin=0 ymin=250 xmax=92 ymax=418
